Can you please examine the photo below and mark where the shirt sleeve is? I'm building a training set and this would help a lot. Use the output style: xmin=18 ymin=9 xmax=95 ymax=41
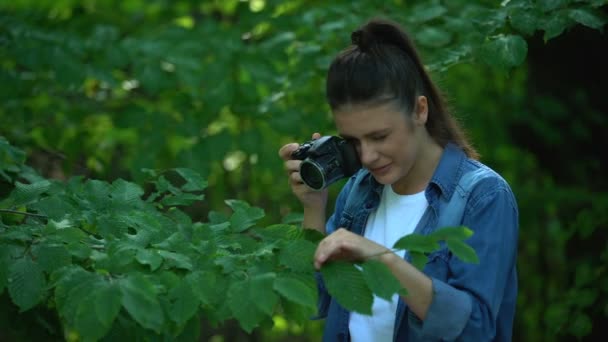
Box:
xmin=408 ymin=182 xmax=519 ymax=340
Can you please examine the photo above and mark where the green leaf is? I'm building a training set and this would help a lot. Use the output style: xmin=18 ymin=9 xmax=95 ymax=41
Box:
xmin=33 ymin=244 xmax=72 ymax=273
xmin=174 ymin=168 xmax=208 ymax=192
xmin=168 ymin=278 xmax=200 ymax=326
xmin=416 ymin=27 xmax=452 ymax=48
xmin=0 ymin=245 xmax=23 ymax=295
xmin=541 ymin=12 xmax=573 ymax=41
xmin=157 ymin=250 xmax=193 ymax=270
xmin=136 ymin=249 xmax=163 ymax=271
xmin=410 ymin=3 xmax=447 ymax=23
xmin=446 ymin=239 xmax=479 ymax=264
xmin=228 ymin=273 xmax=278 ymax=332
xmin=273 ymin=275 xmax=317 ymax=310
xmin=161 ymin=192 xmax=205 ymax=206
xmin=229 ymin=209 xmax=257 ymax=232
xmin=187 ymin=270 xmax=220 ymax=307
xmin=7 ymin=256 xmax=46 ymax=311
xmin=11 ymin=180 xmax=52 ymax=206
xmin=429 ymin=226 xmax=473 ymax=241
xmin=83 ymin=179 xmax=112 ymax=210
xmin=54 ymin=266 xmax=96 ymax=321
xmin=120 ymin=274 xmax=165 ymax=333
xmin=320 ymin=261 xmax=373 ymax=315
xmin=279 ymin=239 xmax=316 ymax=273
xmin=254 ymin=224 xmax=302 ymax=242
xmin=409 ymin=251 xmax=428 ymax=271
xmin=110 ymin=179 xmax=144 ymax=206
xmin=73 ymin=281 xmax=122 ymax=341
xmin=568 ymin=8 xmax=607 ymax=30
xmin=393 ymin=234 xmax=439 ymax=253
xmin=0 ymin=248 xmax=9 ymax=294
xmin=227 ymin=200 xmax=265 ymax=233
xmin=509 ymin=7 xmax=540 ymax=36
xmin=479 ymin=34 xmax=528 ymax=69
xmin=361 ymin=260 xmax=403 ymax=301
xmin=538 ymin=0 xmax=568 ymax=12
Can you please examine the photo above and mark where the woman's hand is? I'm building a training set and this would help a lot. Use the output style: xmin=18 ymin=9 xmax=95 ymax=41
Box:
xmin=314 ymin=228 xmax=391 ymax=270
xmin=278 ymin=132 xmax=328 ymax=212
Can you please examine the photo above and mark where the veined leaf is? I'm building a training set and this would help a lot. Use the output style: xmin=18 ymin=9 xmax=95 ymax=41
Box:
xmin=430 ymin=226 xmax=473 ymax=241
xmin=168 ymin=278 xmax=199 ymax=326
xmin=83 ymin=179 xmax=112 ymax=210
xmin=32 ymin=243 xmax=72 ymax=273
xmin=278 ymin=239 xmax=316 ymax=273
xmin=568 ymin=8 xmax=607 ymax=30
xmin=541 ymin=12 xmax=573 ymax=41
xmin=254 ymin=224 xmax=302 ymax=242
xmin=447 ymin=239 xmax=479 ymax=264
xmin=273 ymin=275 xmax=317 ymax=310
xmin=11 ymin=180 xmax=52 ymax=206
xmin=320 ymin=261 xmax=373 ymax=315
xmin=361 ymin=260 xmax=403 ymax=301
xmin=174 ymin=168 xmax=208 ymax=192
xmin=120 ymin=274 xmax=165 ymax=332
xmin=73 ymin=280 xmax=122 ymax=341
xmin=7 ymin=256 xmax=46 ymax=312
xmin=54 ymin=266 xmax=97 ymax=323
xmin=187 ymin=270 xmax=217 ymax=307
xmin=228 ymin=201 xmax=265 ymax=233
xmin=110 ymin=179 xmax=144 ymax=206
xmin=227 ymin=273 xmax=278 ymax=332
xmin=480 ymin=34 xmax=528 ymax=69
xmin=509 ymin=7 xmax=540 ymax=36
xmin=393 ymin=234 xmax=439 ymax=253
xmin=157 ymin=250 xmax=193 ymax=270
xmin=136 ymin=249 xmax=163 ymax=271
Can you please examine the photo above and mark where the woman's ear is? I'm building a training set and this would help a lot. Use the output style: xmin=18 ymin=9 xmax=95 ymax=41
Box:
xmin=415 ymin=96 xmax=428 ymax=125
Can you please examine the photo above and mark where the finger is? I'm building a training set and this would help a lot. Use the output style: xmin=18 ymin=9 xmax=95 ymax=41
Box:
xmin=284 ymin=159 xmax=302 ymax=173
xmin=314 ymin=237 xmax=336 ymax=269
xmin=312 ymin=132 xmax=321 ymax=140
xmin=278 ymin=143 xmax=300 ymax=160
xmin=289 ymin=171 xmax=303 ymax=184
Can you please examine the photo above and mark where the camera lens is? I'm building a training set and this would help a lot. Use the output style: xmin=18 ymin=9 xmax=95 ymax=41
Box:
xmin=300 ymin=161 xmax=325 ymax=190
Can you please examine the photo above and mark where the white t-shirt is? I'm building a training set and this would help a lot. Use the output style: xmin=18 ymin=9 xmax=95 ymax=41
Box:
xmin=349 ymin=185 xmax=428 ymax=342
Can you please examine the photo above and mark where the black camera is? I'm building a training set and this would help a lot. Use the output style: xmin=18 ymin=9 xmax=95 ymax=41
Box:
xmin=291 ymin=136 xmax=361 ymax=190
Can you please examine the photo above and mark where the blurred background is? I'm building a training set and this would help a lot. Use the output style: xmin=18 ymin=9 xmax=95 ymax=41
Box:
xmin=1 ymin=0 xmax=606 ymax=340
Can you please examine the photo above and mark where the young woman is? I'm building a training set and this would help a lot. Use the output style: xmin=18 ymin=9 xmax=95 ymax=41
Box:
xmin=279 ymin=18 xmax=519 ymax=342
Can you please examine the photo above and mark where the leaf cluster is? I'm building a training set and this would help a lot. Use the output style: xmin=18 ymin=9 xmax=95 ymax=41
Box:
xmin=0 ymin=139 xmax=480 ymax=340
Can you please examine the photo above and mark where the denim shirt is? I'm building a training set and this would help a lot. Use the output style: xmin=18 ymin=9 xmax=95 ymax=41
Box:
xmin=317 ymin=143 xmax=519 ymax=342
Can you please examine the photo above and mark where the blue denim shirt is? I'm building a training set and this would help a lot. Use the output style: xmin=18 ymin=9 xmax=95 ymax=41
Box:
xmin=317 ymin=143 xmax=519 ymax=341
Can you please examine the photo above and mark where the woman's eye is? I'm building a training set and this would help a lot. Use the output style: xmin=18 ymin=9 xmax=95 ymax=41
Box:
xmin=372 ymin=135 xmax=387 ymax=141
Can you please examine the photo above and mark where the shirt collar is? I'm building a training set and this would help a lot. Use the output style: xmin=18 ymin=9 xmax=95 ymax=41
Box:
xmin=429 ymin=142 xmax=467 ymax=200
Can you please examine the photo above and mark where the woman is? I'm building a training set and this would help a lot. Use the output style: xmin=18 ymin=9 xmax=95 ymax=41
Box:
xmin=279 ymin=17 xmax=519 ymax=342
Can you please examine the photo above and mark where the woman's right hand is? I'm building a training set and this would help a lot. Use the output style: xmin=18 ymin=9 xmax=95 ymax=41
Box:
xmin=278 ymin=132 xmax=329 ymax=212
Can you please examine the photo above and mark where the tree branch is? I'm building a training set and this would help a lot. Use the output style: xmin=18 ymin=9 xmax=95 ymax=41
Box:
xmin=0 ymin=209 xmax=48 ymax=219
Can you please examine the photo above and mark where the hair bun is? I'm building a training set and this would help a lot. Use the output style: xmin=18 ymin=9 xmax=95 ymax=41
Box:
xmin=351 ymin=29 xmax=374 ymax=52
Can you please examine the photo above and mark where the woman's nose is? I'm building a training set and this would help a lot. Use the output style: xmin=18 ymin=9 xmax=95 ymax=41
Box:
xmin=359 ymin=142 xmax=378 ymax=166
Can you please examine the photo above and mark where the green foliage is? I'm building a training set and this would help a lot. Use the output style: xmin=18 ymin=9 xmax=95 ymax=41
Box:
xmin=0 ymin=140 xmax=479 ymax=340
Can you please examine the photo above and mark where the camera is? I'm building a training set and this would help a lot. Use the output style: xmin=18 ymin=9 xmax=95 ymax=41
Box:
xmin=291 ymin=136 xmax=361 ymax=190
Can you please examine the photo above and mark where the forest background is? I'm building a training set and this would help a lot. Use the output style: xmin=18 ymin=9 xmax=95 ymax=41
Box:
xmin=0 ymin=0 xmax=607 ymax=341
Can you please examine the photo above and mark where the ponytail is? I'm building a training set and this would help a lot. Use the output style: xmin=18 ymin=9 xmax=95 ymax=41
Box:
xmin=326 ymin=17 xmax=479 ymax=159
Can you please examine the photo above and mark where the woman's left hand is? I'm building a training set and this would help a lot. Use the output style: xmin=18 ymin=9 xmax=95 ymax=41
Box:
xmin=314 ymin=228 xmax=391 ymax=270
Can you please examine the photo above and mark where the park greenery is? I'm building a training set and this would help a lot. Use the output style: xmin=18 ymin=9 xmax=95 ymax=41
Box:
xmin=1 ymin=0 xmax=607 ymax=341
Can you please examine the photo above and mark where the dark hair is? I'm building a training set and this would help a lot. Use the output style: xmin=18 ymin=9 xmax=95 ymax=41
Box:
xmin=326 ymin=17 xmax=478 ymax=159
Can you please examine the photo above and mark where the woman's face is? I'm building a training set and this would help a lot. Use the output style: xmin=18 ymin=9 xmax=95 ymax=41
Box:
xmin=333 ymin=99 xmax=428 ymax=193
